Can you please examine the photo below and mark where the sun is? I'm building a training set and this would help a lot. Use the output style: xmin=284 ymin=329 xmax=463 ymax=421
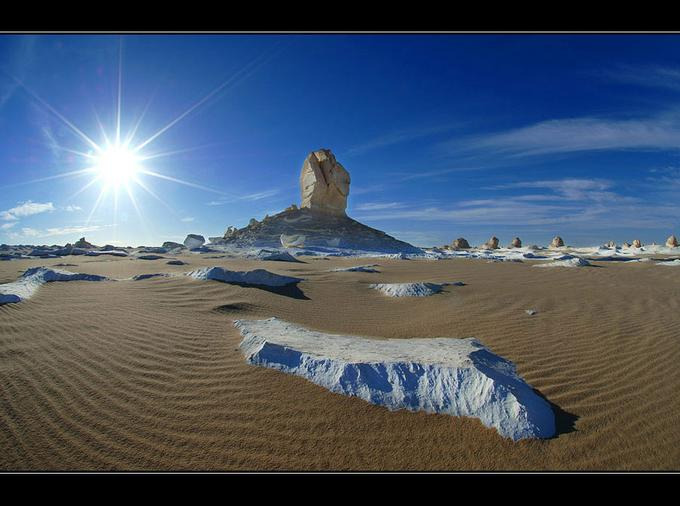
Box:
xmin=93 ymin=143 xmax=141 ymax=189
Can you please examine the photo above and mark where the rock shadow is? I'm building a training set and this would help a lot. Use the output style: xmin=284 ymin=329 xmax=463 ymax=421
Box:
xmin=532 ymin=388 xmax=579 ymax=438
xmin=227 ymin=281 xmax=309 ymax=300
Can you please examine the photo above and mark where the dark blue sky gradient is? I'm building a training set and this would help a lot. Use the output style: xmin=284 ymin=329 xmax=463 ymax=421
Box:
xmin=2 ymin=34 xmax=680 ymax=247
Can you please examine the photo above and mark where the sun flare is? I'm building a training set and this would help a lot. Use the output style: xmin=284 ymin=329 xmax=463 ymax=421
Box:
xmin=93 ymin=144 xmax=141 ymax=189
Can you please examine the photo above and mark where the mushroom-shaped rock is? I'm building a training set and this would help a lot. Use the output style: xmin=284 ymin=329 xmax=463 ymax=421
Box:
xmin=451 ymin=237 xmax=470 ymax=250
xmin=666 ymin=235 xmax=678 ymax=248
xmin=550 ymin=236 xmax=564 ymax=248
xmin=606 ymin=240 xmax=616 ymax=248
xmin=300 ymin=149 xmax=350 ymax=216
xmin=483 ymin=236 xmax=499 ymax=249
xmin=510 ymin=237 xmax=522 ymax=248
xmin=183 ymin=234 xmax=205 ymax=249
xmin=631 ymin=239 xmax=642 ymax=248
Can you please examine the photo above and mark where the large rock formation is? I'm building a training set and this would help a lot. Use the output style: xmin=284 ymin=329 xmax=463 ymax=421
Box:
xmin=483 ymin=236 xmax=499 ymax=249
xmin=216 ymin=149 xmax=420 ymax=254
xmin=184 ymin=234 xmax=205 ymax=249
xmin=631 ymin=239 xmax=642 ymax=248
xmin=666 ymin=235 xmax=678 ymax=248
xmin=300 ymin=149 xmax=350 ymax=216
xmin=510 ymin=237 xmax=522 ymax=248
xmin=550 ymin=236 xmax=564 ymax=248
xmin=451 ymin=237 xmax=470 ymax=250
xmin=73 ymin=237 xmax=95 ymax=249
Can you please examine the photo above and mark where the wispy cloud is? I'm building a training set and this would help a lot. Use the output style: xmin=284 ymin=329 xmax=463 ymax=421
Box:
xmin=607 ymin=65 xmax=680 ymax=92
xmin=454 ymin=115 xmax=680 ymax=158
xmin=206 ymin=188 xmax=280 ymax=206
xmin=180 ymin=216 xmax=195 ymax=222
xmin=20 ymin=227 xmax=41 ymax=237
xmin=1 ymin=222 xmax=16 ymax=230
xmin=353 ymin=202 xmax=407 ymax=211
xmin=63 ymin=205 xmax=82 ymax=212
xmin=8 ymin=224 xmax=104 ymax=240
xmin=1 ymin=201 xmax=55 ymax=221
xmin=353 ymin=175 xmax=674 ymax=231
xmin=346 ymin=124 xmax=457 ymax=156
xmin=485 ymin=178 xmax=638 ymax=203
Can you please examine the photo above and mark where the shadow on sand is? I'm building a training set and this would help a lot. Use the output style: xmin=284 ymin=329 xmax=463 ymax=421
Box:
xmin=227 ymin=281 xmax=309 ymax=300
xmin=533 ymin=388 xmax=579 ymax=438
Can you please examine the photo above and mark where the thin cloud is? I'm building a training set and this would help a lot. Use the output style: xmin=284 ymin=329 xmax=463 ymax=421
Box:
xmin=1 ymin=201 xmax=55 ymax=221
xmin=180 ymin=216 xmax=195 ymax=222
xmin=206 ymin=189 xmax=280 ymax=206
xmin=353 ymin=202 xmax=406 ymax=211
xmin=452 ymin=116 xmax=680 ymax=158
xmin=345 ymin=124 xmax=457 ymax=156
xmin=607 ymin=65 xmax=680 ymax=92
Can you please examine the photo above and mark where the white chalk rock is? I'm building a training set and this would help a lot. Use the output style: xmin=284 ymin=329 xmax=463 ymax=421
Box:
xmin=666 ymin=235 xmax=678 ymax=248
xmin=280 ymin=234 xmax=306 ymax=248
xmin=183 ymin=234 xmax=205 ymax=249
xmin=483 ymin=236 xmax=499 ymax=249
xmin=534 ymin=255 xmax=591 ymax=268
xmin=370 ymin=281 xmax=462 ymax=297
xmin=331 ymin=264 xmax=380 ymax=273
xmin=235 ymin=317 xmax=556 ymax=440
xmin=300 ymin=149 xmax=350 ymax=215
xmin=187 ymin=266 xmax=302 ymax=287
xmin=550 ymin=236 xmax=565 ymax=248
xmin=0 ymin=267 xmax=108 ymax=305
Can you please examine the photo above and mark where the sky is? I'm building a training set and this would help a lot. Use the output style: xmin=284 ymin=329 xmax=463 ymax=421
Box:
xmin=2 ymin=34 xmax=680 ymax=248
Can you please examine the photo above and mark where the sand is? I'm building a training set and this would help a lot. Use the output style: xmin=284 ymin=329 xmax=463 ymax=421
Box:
xmin=1 ymin=252 xmax=680 ymax=470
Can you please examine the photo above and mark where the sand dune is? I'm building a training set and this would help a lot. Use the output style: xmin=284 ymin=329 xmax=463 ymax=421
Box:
xmin=2 ymin=253 xmax=680 ymax=470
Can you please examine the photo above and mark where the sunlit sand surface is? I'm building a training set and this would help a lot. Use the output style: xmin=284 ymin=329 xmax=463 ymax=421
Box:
xmin=2 ymin=253 xmax=680 ymax=470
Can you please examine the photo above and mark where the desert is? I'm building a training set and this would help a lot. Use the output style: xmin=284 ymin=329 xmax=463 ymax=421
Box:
xmin=2 ymin=33 xmax=680 ymax=473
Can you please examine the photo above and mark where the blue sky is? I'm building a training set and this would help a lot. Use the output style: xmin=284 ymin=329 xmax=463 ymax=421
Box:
xmin=2 ymin=34 xmax=680 ymax=247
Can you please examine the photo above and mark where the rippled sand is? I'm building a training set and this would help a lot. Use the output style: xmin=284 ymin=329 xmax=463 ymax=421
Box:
xmin=1 ymin=253 xmax=679 ymax=470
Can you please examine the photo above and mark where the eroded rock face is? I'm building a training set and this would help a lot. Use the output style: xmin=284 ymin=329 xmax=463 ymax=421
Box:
xmin=510 ymin=237 xmax=522 ymax=248
xmin=631 ymin=239 xmax=642 ymax=248
xmin=666 ymin=235 xmax=678 ymax=248
xmin=224 ymin=226 xmax=237 ymax=238
xmin=550 ymin=236 xmax=564 ymax=248
xmin=280 ymin=234 xmax=306 ymax=248
xmin=606 ymin=240 xmax=616 ymax=248
xmin=162 ymin=241 xmax=185 ymax=250
xmin=183 ymin=234 xmax=205 ymax=249
xmin=483 ymin=236 xmax=499 ymax=249
xmin=217 ymin=148 xmax=420 ymax=254
xmin=451 ymin=237 xmax=470 ymax=250
xmin=300 ymin=149 xmax=350 ymax=216
xmin=73 ymin=237 xmax=95 ymax=249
